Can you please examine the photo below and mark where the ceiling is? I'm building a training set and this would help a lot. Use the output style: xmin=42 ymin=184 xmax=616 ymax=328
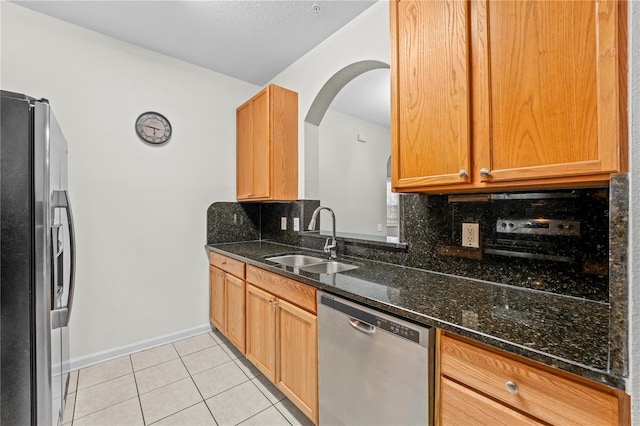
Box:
xmin=12 ymin=0 xmax=377 ymax=86
xmin=12 ymin=0 xmax=388 ymax=127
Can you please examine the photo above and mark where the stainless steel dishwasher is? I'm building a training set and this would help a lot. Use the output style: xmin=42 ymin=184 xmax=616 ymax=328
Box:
xmin=317 ymin=291 xmax=435 ymax=425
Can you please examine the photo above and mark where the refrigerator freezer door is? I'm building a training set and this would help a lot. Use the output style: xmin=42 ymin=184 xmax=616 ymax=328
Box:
xmin=1 ymin=91 xmax=37 ymax=426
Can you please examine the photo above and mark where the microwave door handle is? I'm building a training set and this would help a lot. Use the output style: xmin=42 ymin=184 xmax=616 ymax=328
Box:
xmin=53 ymin=190 xmax=76 ymax=326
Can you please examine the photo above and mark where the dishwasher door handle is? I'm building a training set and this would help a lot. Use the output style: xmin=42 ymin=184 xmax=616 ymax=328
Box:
xmin=348 ymin=318 xmax=375 ymax=335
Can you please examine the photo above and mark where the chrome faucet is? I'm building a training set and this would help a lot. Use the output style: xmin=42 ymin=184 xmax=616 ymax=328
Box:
xmin=308 ymin=206 xmax=337 ymax=259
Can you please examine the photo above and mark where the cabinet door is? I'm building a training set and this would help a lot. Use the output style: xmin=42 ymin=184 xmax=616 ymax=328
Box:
xmin=391 ymin=0 xmax=472 ymax=191
xmin=236 ymin=89 xmax=271 ymax=200
xmin=236 ymin=101 xmax=254 ymax=200
xmin=277 ymin=298 xmax=318 ymax=424
xmin=475 ymin=0 xmax=625 ymax=183
xmin=225 ymin=274 xmax=245 ymax=353
xmin=440 ymin=377 xmax=543 ymax=426
xmin=245 ymin=284 xmax=277 ymax=382
xmin=209 ymin=266 xmax=225 ymax=332
xmin=250 ymin=89 xmax=271 ymax=199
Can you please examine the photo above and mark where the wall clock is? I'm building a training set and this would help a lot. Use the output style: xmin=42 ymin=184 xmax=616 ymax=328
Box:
xmin=135 ymin=111 xmax=172 ymax=144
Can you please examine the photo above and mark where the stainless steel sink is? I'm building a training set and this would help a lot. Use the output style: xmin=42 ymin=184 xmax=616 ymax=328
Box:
xmin=266 ymin=254 xmax=325 ymax=267
xmin=298 ymin=261 xmax=359 ymax=274
xmin=265 ymin=254 xmax=359 ymax=274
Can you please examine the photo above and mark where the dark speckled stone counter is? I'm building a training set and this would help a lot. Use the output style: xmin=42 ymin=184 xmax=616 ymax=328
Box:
xmin=205 ymin=240 xmax=623 ymax=390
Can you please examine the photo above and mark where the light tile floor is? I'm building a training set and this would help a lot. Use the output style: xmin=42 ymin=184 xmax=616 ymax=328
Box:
xmin=63 ymin=330 xmax=314 ymax=426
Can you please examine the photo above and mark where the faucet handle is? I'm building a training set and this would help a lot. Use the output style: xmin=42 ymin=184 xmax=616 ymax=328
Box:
xmin=323 ymin=238 xmax=332 ymax=252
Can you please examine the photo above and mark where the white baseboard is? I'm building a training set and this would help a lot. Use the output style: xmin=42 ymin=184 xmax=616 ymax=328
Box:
xmin=68 ymin=323 xmax=212 ymax=371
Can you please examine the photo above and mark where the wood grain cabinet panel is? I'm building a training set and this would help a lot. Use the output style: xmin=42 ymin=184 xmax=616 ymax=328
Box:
xmin=208 ymin=253 xmax=246 ymax=354
xmin=224 ymin=274 xmax=245 ymax=353
xmin=236 ymin=84 xmax=298 ymax=201
xmin=439 ymin=333 xmax=630 ymax=426
xmin=391 ymin=0 xmax=472 ymax=190
xmin=390 ymin=0 xmax=627 ymax=193
xmin=209 ymin=266 xmax=225 ymax=332
xmin=245 ymin=284 xmax=277 ymax=382
xmin=440 ymin=377 xmax=543 ymax=426
xmin=246 ymin=265 xmax=316 ymax=314
xmin=277 ymin=299 xmax=318 ymax=423
xmin=245 ymin=278 xmax=318 ymax=425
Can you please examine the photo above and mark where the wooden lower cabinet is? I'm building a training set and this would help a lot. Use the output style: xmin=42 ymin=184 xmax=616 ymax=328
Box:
xmin=225 ymin=274 xmax=245 ymax=353
xmin=277 ymin=299 xmax=318 ymax=422
xmin=245 ymin=275 xmax=318 ymax=425
xmin=440 ymin=377 xmax=542 ymax=426
xmin=208 ymin=253 xmax=246 ymax=353
xmin=209 ymin=266 xmax=225 ymax=331
xmin=438 ymin=332 xmax=630 ymax=426
xmin=245 ymin=284 xmax=277 ymax=382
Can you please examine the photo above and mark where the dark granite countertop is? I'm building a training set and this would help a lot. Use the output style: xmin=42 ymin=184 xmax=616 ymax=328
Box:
xmin=205 ymin=240 xmax=623 ymax=390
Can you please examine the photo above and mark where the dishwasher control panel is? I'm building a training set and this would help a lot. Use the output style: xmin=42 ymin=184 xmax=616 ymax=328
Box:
xmin=320 ymin=294 xmax=421 ymax=344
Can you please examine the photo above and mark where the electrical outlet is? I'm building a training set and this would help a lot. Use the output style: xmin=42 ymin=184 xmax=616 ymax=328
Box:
xmin=281 ymin=217 xmax=287 ymax=230
xmin=293 ymin=217 xmax=300 ymax=231
xmin=462 ymin=223 xmax=480 ymax=248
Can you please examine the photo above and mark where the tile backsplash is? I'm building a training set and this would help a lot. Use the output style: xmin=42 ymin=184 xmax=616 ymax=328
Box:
xmin=207 ymin=178 xmax=628 ymax=303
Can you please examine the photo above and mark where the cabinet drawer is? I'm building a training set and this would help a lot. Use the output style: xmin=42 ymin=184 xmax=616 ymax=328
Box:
xmin=440 ymin=334 xmax=622 ymax=425
xmin=440 ymin=377 xmax=542 ymax=426
xmin=209 ymin=252 xmax=245 ymax=279
xmin=246 ymin=265 xmax=316 ymax=314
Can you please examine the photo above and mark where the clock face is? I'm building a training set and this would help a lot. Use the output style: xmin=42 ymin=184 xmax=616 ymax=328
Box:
xmin=135 ymin=112 xmax=172 ymax=144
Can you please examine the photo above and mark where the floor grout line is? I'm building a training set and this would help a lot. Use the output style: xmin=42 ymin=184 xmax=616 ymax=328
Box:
xmin=73 ymin=370 xmax=135 ymax=394
xmin=70 ymin=331 xmax=308 ymax=426
xmin=145 ymin=400 xmax=207 ymax=426
xmin=129 ymin=354 xmax=147 ymax=426
xmin=71 ymin=395 xmax=140 ymax=423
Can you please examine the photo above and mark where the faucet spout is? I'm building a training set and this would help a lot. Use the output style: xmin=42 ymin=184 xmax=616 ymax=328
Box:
xmin=307 ymin=206 xmax=337 ymax=259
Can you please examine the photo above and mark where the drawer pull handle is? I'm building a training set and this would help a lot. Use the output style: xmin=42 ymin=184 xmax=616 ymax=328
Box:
xmin=505 ymin=381 xmax=519 ymax=395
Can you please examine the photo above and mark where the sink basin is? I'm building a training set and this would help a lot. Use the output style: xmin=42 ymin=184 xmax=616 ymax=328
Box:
xmin=298 ymin=261 xmax=359 ymax=274
xmin=266 ymin=254 xmax=359 ymax=274
xmin=266 ymin=254 xmax=325 ymax=267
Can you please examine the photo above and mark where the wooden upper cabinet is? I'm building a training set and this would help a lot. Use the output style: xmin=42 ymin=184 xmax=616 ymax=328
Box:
xmin=391 ymin=0 xmax=627 ymax=193
xmin=391 ymin=0 xmax=472 ymax=190
xmin=236 ymin=84 xmax=298 ymax=201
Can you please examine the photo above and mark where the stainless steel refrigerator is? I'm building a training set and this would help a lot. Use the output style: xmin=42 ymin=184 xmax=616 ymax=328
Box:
xmin=1 ymin=90 xmax=76 ymax=425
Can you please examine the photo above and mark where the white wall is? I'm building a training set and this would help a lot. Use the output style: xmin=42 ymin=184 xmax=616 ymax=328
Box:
xmin=628 ymin=1 xmax=640 ymax=424
xmin=0 ymin=3 xmax=258 ymax=362
xmin=319 ymin=108 xmax=389 ymax=235
xmin=270 ymin=0 xmax=390 ymax=198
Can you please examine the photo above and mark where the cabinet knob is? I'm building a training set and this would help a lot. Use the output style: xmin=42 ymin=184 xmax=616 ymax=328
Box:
xmin=479 ymin=168 xmax=490 ymax=178
xmin=505 ymin=381 xmax=519 ymax=395
xmin=247 ymin=193 xmax=253 ymax=198
xmin=459 ymin=169 xmax=468 ymax=178
xmin=268 ymin=299 xmax=278 ymax=306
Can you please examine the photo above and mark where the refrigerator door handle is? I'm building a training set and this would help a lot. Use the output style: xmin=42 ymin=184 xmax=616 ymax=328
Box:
xmin=53 ymin=190 xmax=76 ymax=326
xmin=51 ymin=308 xmax=69 ymax=331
